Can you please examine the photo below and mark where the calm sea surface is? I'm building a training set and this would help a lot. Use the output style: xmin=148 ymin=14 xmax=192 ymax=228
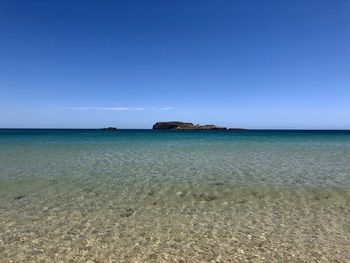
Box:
xmin=1 ymin=129 xmax=350 ymax=262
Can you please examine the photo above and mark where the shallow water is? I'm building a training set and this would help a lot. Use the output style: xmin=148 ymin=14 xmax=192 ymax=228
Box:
xmin=0 ymin=129 xmax=350 ymax=262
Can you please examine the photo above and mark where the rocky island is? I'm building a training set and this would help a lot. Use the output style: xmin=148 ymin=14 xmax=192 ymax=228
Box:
xmin=101 ymin=127 xmax=118 ymax=131
xmin=153 ymin=121 xmax=227 ymax=130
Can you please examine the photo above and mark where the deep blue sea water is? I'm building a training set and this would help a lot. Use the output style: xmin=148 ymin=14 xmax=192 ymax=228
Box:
xmin=1 ymin=129 xmax=350 ymax=261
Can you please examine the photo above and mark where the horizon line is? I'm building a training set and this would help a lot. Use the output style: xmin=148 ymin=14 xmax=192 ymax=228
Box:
xmin=1 ymin=128 xmax=350 ymax=131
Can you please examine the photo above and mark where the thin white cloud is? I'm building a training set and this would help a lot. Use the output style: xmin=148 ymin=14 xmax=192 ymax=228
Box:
xmin=62 ymin=106 xmax=173 ymax=111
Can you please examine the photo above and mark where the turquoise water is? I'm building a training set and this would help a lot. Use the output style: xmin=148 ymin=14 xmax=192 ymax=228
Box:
xmin=1 ymin=129 xmax=350 ymax=262
xmin=1 ymin=129 xmax=350 ymax=187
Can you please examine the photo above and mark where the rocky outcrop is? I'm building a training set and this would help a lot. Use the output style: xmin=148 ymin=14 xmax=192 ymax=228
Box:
xmin=153 ymin=122 xmax=193 ymax=130
xmin=101 ymin=127 xmax=117 ymax=131
xmin=152 ymin=122 xmax=227 ymax=130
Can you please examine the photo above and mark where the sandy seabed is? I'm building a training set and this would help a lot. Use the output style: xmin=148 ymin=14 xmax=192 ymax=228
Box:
xmin=1 ymin=178 xmax=349 ymax=263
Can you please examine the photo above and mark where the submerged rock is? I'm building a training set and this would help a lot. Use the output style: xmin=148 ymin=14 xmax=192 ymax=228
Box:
xmin=14 ymin=195 xmax=26 ymax=200
xmin=251 ymin=191 xmax=265 ymax=199
xmin=152 ymin=121 xmax=227 ymax=130
xmin=120 ymin=208 xmax=134 ymax=218
xmin=192 ymin=193 xmax=217 ymax=201
xmin=212 ymin=182 xmax=225 ymax=186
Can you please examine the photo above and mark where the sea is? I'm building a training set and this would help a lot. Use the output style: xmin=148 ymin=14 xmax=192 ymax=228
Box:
xmin=0 ymin=129 xmax=349 ymax=262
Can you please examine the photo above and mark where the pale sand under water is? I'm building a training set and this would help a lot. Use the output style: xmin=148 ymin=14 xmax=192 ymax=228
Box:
xmin=1 ymin=177 xmax=349 ymax=262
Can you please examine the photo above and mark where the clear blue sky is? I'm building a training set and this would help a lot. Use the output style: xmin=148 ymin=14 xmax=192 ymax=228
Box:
xmin=0 ymin=0 xmax=349 ymax=129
